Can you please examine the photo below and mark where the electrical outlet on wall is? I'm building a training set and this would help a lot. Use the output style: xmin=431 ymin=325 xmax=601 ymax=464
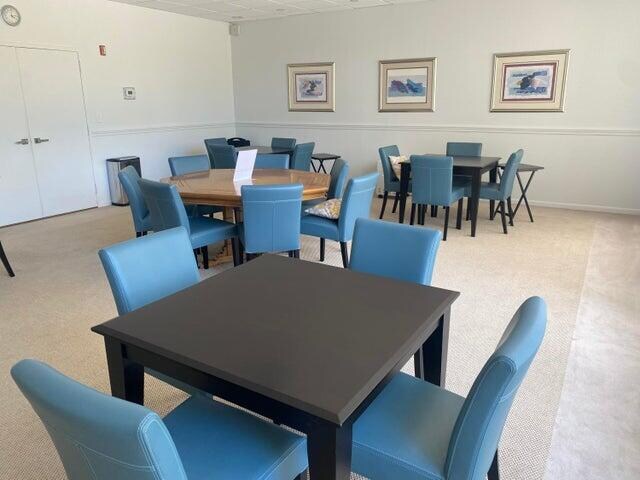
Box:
xmin=123 ymin=87 xmax=136 ymax=100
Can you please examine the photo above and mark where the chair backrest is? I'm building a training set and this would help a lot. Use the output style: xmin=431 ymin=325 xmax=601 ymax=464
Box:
xmin=168 ymin=154 xmax=210 ymax=177
xmin=271 ymin=137 xmax=296 ymax=150
xmin=446 ymin=142 xmax=483 ymax=157
xmin=241 ymin=184 xmax=303 ymax=254
xmin=290 ymin=142 xmax=315 ymax=171
xmin=204 ymin=137 xmax=227 ymax=166
xmin=138 ymin=179 xmax=191 ymax=235
xmin=207 ymin=144 xmax=237 ymax=169
xmin=445 ymin=296 xmax=547 ymax=480
xmin=255 ymin=153 xmax=290 ymax=170
xmin=350 ymin=218 xmax=441 ymax=285
xmin=11 ymin=359 xmax=187 ymax=480
xmin=410 ymin=155 xmax=455 ymax=206
xmin=327 ymin=158 xmax=349 ymax=199
xmin=99 ymin=227 xmax=200 ymax=315
xmin=378 ymin=145 xmax=401 ymax=185
xmin=118 ymin=166 xmax=149 ymax=234
xmin=337 ymin=172 xmax=379 ymax=242
xmin=499 ymin=149 xmax=524 ymax=199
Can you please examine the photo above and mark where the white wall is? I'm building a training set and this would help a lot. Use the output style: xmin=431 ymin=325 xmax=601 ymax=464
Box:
xmin=0 ymin=0 xmax=236 ymax=206
xmin=231 ymin=0 xmax=640 ymax=213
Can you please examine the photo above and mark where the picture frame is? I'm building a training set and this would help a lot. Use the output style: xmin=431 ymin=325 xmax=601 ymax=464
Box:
xmin=490 ymin=49 xmax=570 ymax=112
xmin=379 ymin=57 xmax=436 ymax=112
xmin=287 ymin=62 xmax=335 ymax=112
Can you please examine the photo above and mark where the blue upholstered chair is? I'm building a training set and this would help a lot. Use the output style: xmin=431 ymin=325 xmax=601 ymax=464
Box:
xmin=378 ymin=145 xmax=411 ymax=219
xmin=204 ymin=137 xmax=227 ymax=167
xmin=479 ymin=149 xmax=524 ymax=234
xmin=410 ymin=155 xmax=471 ymax=241
xmin=99 ymin=227 xmax=204 ymax=395
xmin=1 ymin=241 xmax=15 ymax=277
xmin=168 ymin=155 xmax=222 ymax=218
xmin=255 ymin=153 xmax=290 ymax=169
xmin=350 ymin=218 xmax=441 ymax=286
xmin=271 ymin=137 xmax=296 ymax=151
xmin=168 ymin=154 xmax=210 ymax=176
xmin=303 ymin=157 xmax=349 ymax=209
xmin=301 ymin=172 xmax=378 ymax=268
xmin=240 ymin=184 xmax=303 ymax=259
xmin=207 ymin=143 xmax=237 ymax=169
xmin=352 ymin=296 xmax=547 ymax=480
xmin=447 ymin=142 xmax=482 ymax=220
xmin=290 ymin=142 xmax=315 ymax=171
xmin=11 ymin=359 xmax=308 ymax=480
xmin=118 ymin=166 xmax=152 ymax=237
xmin=138 ymin=179 xmax=238 ymax=269
xmin=446 ymin=142 xmax=483 ymax=157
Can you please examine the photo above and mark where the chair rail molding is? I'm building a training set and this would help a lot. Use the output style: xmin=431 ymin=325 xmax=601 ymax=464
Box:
xmin=235 ymin=121 xmax=640 ymax=138
xmin=91 ymin=122 xmax=236 ymax=137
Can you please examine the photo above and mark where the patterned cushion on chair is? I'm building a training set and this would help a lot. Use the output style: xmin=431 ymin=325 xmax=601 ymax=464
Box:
xmin=305 ymin=198 xmax=341 ymax=219
xmin=389 ymin=155 xmax=408 ymax=179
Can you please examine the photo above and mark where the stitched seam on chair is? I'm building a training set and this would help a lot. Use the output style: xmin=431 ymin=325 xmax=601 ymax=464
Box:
xmin=40 ymin=419 xmax=155 ymax=471
xmin=447 ymin=358 xmax=515 ymax=479
xmin=77 ymin=443 xmax=99 ymax=480
xmin=107 ymin=258 xmax=132 ymax=313
xmin=424 ymin=237 xmax=439 ymax=284
xmin=352 ymin=442 xmax=439 ymax=479
xmin=138 ymin=413 xmax=178 ymax=480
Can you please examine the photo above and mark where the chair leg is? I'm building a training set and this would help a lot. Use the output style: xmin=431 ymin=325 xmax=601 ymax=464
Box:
xmin=0 ymin=241 xmax=15 ymax=277
xmin=466 ymin=198 xmax=471 ymax=221
xmin=202 ymin=245 xmax=209 ymax=269
xmin=443 ymin=206 xmax=450 ymax=241
xmin=319 ymin=238 xmax=325 ymax=262
xmin=293 ymin=249 xmax=300 ymax=259
xmin=231 ymin=239 xmax=239 ymax=267
xmin=499 ymin=202 xmax=508 ymax=234
xmin=456 ymin=199 xmax=463 ymax=230
xmin=409 ymin=203 xmax=416 ymax=225
xmin=392 ymin=194 xmax=399 ymax=213
xmin=507 ymin=197 xmax=515 ymax=226
xmin=379 ymin=191 xmax=389 ymax=219
xmin=431 ymin=205 xmax=438 ymax=218
xmin=136 ymin=231 xmax=142 ymax=238
xmin=339 ymin=241 xmax=349 ymax=268
xmin=488 ymin=451 xmax=500 ymax=480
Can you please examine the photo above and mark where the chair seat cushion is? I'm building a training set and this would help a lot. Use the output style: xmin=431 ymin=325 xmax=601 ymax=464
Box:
xmin=452 ymin=178 xmax=472 ymax=200
xmin=300 ymin=213 xmax=339 ymax=241
xmin=164 ymin=397 xmax=308 ymax=480
xmin=386 ymin=179 xmax=412 ymax=193
xmin=188 ymin=217 xmax=237 ymax=249
xmin=305 ymin=198 xmax=341 ymax=219
xmin=479 ymin=182 xmax=502 ymax=201
xmin=352 ymin=373 xmax=465 ymax=480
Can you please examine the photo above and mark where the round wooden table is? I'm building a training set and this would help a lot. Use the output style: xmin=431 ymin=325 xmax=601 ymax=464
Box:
xmin=162 ymin=169 xmax=330 ymax=265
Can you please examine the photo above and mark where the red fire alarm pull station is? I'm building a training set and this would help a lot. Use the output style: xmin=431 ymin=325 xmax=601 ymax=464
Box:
xmin=99 ymin=45 xmax=106 ymax=56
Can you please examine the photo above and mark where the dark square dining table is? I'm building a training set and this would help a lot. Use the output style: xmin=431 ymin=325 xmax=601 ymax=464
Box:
xmin=92 ymin=254 xmax=459 ymax=479
xmin=237 ymin=145 xmax=293 ymax=155
xmin=399 ymin=154 xmax=501 ymax=237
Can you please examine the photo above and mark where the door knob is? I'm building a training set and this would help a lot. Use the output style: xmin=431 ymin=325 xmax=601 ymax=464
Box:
xmin=33 ymin=137 xmax=50 ymax=144
xmin=15 ymin=138 xmax=29 ymax=145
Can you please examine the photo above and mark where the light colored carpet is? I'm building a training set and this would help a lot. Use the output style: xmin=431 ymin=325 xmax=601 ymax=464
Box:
xmin=0 ymin=200 xmax=634 ymax=479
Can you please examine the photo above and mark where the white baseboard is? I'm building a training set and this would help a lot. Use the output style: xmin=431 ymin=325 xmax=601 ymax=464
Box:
xmin=527 ymin=200 xmax=639 ymax=215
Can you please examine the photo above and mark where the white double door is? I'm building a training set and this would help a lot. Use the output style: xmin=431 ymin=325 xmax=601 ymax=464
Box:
xmin=0 ymin=46 xmax=96 ymax=227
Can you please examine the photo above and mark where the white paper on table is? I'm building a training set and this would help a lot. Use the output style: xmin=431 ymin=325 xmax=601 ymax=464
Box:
xmin=233 ymin=149 xmax=257 ymax=182
xmin=233 ymin=178 xmax=253 ymax=195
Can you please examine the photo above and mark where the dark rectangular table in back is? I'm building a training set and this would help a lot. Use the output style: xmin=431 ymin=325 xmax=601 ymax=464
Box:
xmin=399 ymin=155 xmax=501 ymax=237
xmin=92 ymin=254 xmax=459 ymax=480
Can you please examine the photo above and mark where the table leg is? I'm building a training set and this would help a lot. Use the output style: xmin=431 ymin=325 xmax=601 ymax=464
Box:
xmin=489 ymin=166 xmax=498 ymax=219
xmin=398 ymin=163 xmax=410 ymax=223
xmin=319 ymin=160 xmax=328 ymax=174
xmin=470 ymin=171 xmax=481 ymax=237
xmin=513 ymin=171 xmax=536 ymax=222
xmin=105 ymin=337 xmax=144 ymax=404
xmin=311 ymin=160 xmax=318 ymax=173
xmin=209 ymin=206 xmax=235 ymax=266
xmin=307 ymin=422 xmax=352 ymax=480
xmin=416 ymin=307 xmax=450 ymax=387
